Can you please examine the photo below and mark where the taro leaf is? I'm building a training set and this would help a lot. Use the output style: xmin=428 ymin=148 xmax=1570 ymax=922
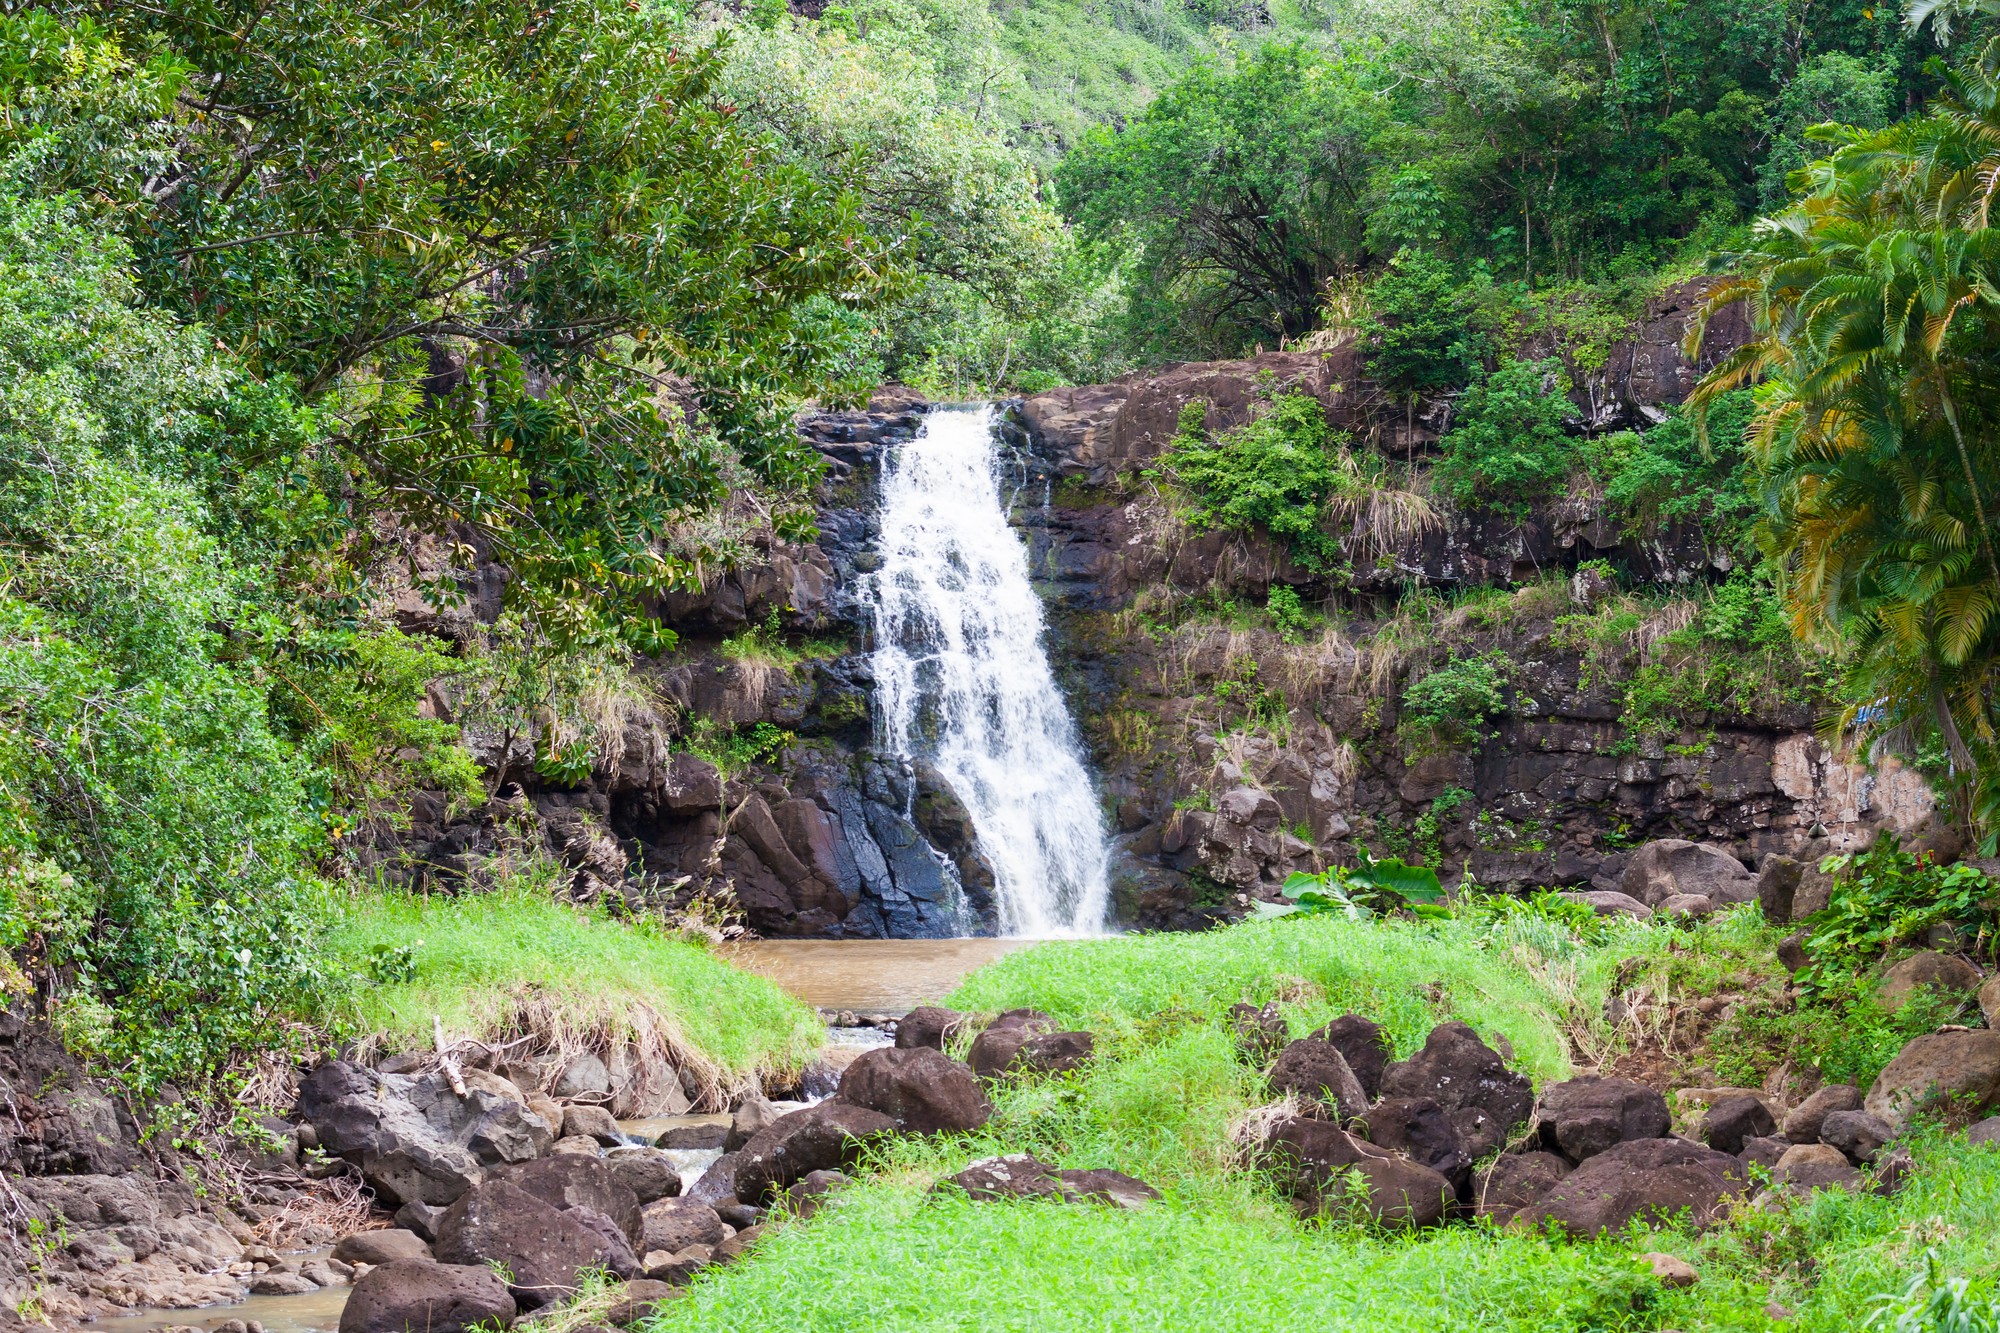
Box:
xmin=1348 ymin=848 xmax=1445 ymax=904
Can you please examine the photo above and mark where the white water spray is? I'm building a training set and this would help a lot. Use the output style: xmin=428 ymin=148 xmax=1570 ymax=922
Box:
xmin=868 ymin=406 xmax=1111 ymax=938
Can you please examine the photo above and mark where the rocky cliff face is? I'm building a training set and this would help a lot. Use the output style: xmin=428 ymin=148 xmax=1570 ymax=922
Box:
xmin=1002 ymin=284 xmax=1933 ymax=929
xmin=367 ymin=281 xmax=1933 ymax=938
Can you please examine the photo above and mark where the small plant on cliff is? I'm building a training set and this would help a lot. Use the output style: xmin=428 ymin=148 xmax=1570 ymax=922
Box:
xmin=1398 ymin=651 xmax=1508 ymax=754
xmin=1266 ymin=584 xmax=1315 ymax=643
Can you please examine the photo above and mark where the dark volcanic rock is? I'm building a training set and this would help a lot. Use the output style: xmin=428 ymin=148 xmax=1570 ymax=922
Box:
xmin=638 ymin=1198 xmax=726 ymax=1255
xmin=1820 ymin=1110 xmax=1894 ymax=1165
xmin=895 ymin=1007 xmax=971 ymax=1051
xmin=1227 ymin=1002 xmax=1289 ymax=1064
xmin=1312 ymin=1015 xmax=1395 ymax=1099
xmin=433 ymin=1180 xmax=612 ymax=1310
xmin=1782 ymin=1085 xmax=1862 ymax=1144
xmin=1533 ymin=1077 xmax=1670 ymax=1162
xmin=834 ymin=1047 xmax=992 ymax=1134
xmin=731 ymin=1103 xmax=897 ymax=1203
xmin=1379 ymin=1023 xmax=1534 ymax=1137
xmin=495 ymin=1156 xmax=643 ymax=1246
xmin=931 ymin=1155 xmax=1161 ymax=1210
xmin=603 ymin=1147 xmax=683 ymax=1206
xmin=1510 ymin=1138 xmax=1748 ymax=1237
xmin=1700 ymin=1095 xmax=1776 ymax=1156
xmin=1355 ymin=1098 xmax=1468 ymax=1181
xmin=967 ymin=1024 xmax=1095 ymax=1080
xmin=332 ymin=1230 xmax=432 ymax=1266
xmin=1268 ymin=1039 xmax=1368 ymax=1119
xmin=1260 ymin=1116 xmax=1454 ymax=1229
xmin=338 ymin=1260 xmax=515 ymax=1333
xmin=1474 ymin=1151 xmax=1572 ymax=1223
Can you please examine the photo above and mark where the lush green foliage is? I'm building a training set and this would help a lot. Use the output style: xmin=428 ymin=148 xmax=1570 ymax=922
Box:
xmin=0 ymin=194 xmax=339 ymax=1090
xmin=1399 ymin=651 xmax=1508 ymax=750
xmin=1362 ymin=251 xmax=1489 ymax=401
xmin=1801 ymin=835 xmax=2000 ymax=979
xmin=1151 ymin=393 xmax=1348 ymax=570
xmin=1260 ymin=850 xmax=1446 ymax=921
xmin=1433 ymin=358 xmax=1574 ymax=510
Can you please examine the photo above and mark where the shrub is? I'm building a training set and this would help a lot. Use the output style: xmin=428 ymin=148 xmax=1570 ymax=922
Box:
xmin=1433 ymin=358 xmax=1575 ymax=511
xmin=1362 ymin=250 xmax=1486 ymax=398
xmin=1150 ymin=392 xmax=1347 ymax=570
xmin=1398 ymin=651 xmax=1508 ymax=752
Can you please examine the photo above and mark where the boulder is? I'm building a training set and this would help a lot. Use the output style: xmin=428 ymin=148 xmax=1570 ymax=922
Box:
xmin=1774 ymin=1143 xmax=1848 ymax=1171
xmin=832 ymin=1047 xmax=993 ymax=1134
xmin=1876 ymin=951 xmax=1981 ymax=1012
xmin=551 ymin=1135 xmax=601 ymax=1157
xmin=393 ymin=1201 xmax=447 ymax=1243
xmin=1872 ymin=1148 xmax=1916 ymax=1197
xmin=1450 ymin=1106 xmax=1509 ymax=1162
xmin=658 ymin=1122 xmax=728 ymax=1151
xmin=298 ymin=1061 xmax=553 ymax=1208
xmin=1474 ymin=1151 xmax=1571 ymax=1223
xmin=1981 ymin=976 xmax=2000 ymax=1027
xmin=1053 ymin=1168 xmax=1163 ymax=1210
xmin=726 ymin=1094 xmax=783 ymax=1152
xmin=1268 ymin=1040 xmax=1368 ymax=1119
xmin=332 ymin=1230 xmax=432 ymax=1266
xmin=1772 ymin=1160 xmax=1863 ymax=1196
xmin=432 ymin=1180 xmax=616 ymax=1310
xmin=1640 ymin=1253 xmax=1699 ymax=1289
xmin=562 ymin=1105 xmax=625 ymax=1147
xmin=338 ymin=1260 xmax=515 ymax=1333
xmin=1699 ymin=1095 xmax=1776 ymax=1155
xmin=1217 ymin=786 xmax=1282 ymax=828
xmin=731 ymin=1103 xmax=897 ymax=1203
xmin=1865 ymin=1030 xmax=2000 ymax=1128
xmin=894 ymin=1007 xmax=971 ymax=1051
xmin=554 ymin=1054 xmax=611 ymax=1100
xmin=1510 ymin=1138 xmax=1748 ymax=1238
xmin=600 ymin=1279 xmax=680 ymax=1327
xmin=1557 ymin=890 xmax=1652 ymax=920
xmin=1780 ymin=1085 xmax=1861 ymax=1144
xmin=562 ymin=1207 xmax=641 ymax=1279
xmin=251 ymin=1273 xmax=319 ymax=1295
xmin=1311 ymin=1015 xmax=1395 ymax=1099
xmin=1227 ymin=1002 xmax=1289 ymax=1064
xmin=1656 ymin=894 xmax=1714 ymax=920
xmin=1379 ymin=1023 xmax=1534 ymax=1136
xmin=934 ymin=1154 xmax=1063 ymax=1203
xmin=1776 ymin=929 xmax=1812 ymax=973
xmin=495 ymin=1156 xmax=642 ymax=1246
xmin=1622 ymin=840 xmax=1757 ymax=907
xmin=782 ymin=1169 xmax=852 ymax=1220
xmin=1757 ymin=855 xmax=1802 ymax=922
xmin=1355 ymin=1098 xmax=1468 ymax=1181
xmin=1259 ymin=1116 xmax=1454 ymax=1229
xmin=1820 ymin=1111 xmax=1894 ymax=1165
xmin=1533 ymin=1077 xmax=1670 ymax=1162
xmin=967 ymin=1027 xmax=1095 ymax=1080
xmin=638 ymin=1198 xmax=725 ymax=1255
xmin=930 ymin=1156 xmax=1161 ymax=1209
xmin=1968 ymin=1115 xmax=2000 ymax=1147
xmin=684 ymin=1151 xmax=740 ymax=1207
xmin=603 ymin=1148 xmax=683 ymax=1205
xmin=1738 ymin=1136 xmax=1791 ymax=1172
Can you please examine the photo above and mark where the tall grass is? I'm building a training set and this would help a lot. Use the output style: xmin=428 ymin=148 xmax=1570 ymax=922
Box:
xmin=324 ymin=887 xmax=822 ymax=1098
xmin=943 ymin=915 xmax=1599 ymax=1085
xmin=651 ymin=911 xmax=2000 ymax=1331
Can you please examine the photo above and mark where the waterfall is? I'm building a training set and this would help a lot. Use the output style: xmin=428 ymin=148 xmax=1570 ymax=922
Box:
xmin=867 ymin=406 xmax=1112 ymax=938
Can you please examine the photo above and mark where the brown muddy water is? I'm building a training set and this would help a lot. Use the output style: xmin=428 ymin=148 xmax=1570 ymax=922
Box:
xmin=721 ymin=937 xmax=1035 ymax=1013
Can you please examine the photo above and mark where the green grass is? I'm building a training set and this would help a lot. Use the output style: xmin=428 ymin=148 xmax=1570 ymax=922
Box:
xmin=647 ymin=908 xmax=2000 ymax=1331
xmin=324 ymin=886 xmax=823 ymax=1086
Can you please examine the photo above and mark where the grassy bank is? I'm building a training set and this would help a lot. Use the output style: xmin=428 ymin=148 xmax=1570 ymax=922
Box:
xmin=652 ymin=908 xmax=2000 ymax=1331
xmin=324 ymin=887 xmax=823 ymax=1092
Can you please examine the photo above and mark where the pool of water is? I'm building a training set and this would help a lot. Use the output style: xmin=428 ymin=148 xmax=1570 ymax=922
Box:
xmin=722 ymin=938 xmax=1037 ymax=1012
xmin=86 ymin=1251 xmax=347 ymax=1333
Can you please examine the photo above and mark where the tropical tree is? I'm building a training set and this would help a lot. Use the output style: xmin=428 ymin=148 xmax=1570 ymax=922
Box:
xmin=1687 ymin=38 xmax=2000 ymax=829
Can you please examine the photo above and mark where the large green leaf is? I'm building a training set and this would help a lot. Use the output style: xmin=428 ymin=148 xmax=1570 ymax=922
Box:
xmin=1347 ymin=848 xmax=1446 ymax=904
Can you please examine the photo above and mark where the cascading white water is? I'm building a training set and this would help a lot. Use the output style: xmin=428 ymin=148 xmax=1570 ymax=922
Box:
xmin=868 ymin=406 xmax=1111 ymax=938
